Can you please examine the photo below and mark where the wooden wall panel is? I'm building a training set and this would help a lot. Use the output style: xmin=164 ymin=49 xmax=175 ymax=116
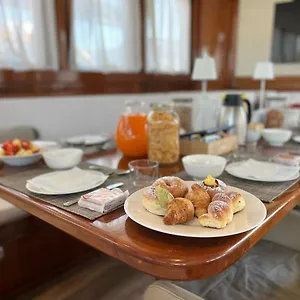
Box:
xmin=234 ymin=77 xmax=300 ymax=91
xmin=197 ymin=0 xmax=239 ymax=88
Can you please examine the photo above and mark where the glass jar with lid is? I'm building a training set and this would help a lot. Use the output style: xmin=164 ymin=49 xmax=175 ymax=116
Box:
xmin=147 ymin=104 xmax=180 ymax=164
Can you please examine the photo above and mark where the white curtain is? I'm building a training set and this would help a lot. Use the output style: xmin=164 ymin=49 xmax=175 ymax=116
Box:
xmin=71 ymin=0 xmax=142 ymax=73
xmin=145 ymin=0 xmax=191 ymax=74
xmin=0 ymin=0 xmax=59 ymax=70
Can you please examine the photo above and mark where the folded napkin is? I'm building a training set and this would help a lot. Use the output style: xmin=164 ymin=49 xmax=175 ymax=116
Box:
xmin=78 ymin=188 xmax=129 ymax=213
xmin=27 ymin=167 xmax=107 ymax=194
xmin=226 ymin=159 xmax=299 ymax=181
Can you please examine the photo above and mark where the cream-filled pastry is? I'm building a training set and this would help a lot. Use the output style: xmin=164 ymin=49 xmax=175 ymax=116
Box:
xmin=199 ymin=175 xmax=227 ymax=198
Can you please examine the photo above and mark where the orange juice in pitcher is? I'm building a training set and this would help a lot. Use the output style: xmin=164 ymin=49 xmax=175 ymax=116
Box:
xmin=116 ymin=101 xmax=148 ymax=157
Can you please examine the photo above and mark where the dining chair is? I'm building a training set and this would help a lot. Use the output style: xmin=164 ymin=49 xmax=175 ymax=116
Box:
xmin=144 ymin=281 xmax=205 ymax=300
xmin=0 ymin=125 xmax=39 ymax=225
xmin=0 ymin=126 xmax=39 ymax=143
xmin=0 ymin=199 xmax=28 ymax=227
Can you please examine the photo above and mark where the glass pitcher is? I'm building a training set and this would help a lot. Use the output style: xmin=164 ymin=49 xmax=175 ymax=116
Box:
xmin=116 ymin=100 xmax=148 ymax=157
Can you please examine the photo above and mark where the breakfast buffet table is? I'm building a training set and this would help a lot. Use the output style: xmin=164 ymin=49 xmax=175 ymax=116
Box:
xmin=0 ymin=148 xmax=299 ymax=281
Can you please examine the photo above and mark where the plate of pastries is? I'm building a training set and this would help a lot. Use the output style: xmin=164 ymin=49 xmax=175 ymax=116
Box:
xmin=124 ymin=175 xmax=267 ymax=238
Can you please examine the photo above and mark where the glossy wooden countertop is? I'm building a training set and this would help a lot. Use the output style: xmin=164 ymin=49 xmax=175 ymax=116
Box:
xmin=0 ymin=150 xmax=299 ymax=281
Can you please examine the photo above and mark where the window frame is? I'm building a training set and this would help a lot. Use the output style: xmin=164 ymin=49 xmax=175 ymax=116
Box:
xmin=0 ymin=0 xmax=238 ymax=98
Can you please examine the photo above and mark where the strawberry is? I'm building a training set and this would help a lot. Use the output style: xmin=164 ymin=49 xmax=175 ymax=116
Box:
xmin=21 ymin=140 xmax=30 ymax=150
xmin=5 ymin=151 xmax=14 ymax=156
xmin=2 ymin=141 xmax=14 ymax=153
xmin=13 ymin=145 xmax=20 ymax=154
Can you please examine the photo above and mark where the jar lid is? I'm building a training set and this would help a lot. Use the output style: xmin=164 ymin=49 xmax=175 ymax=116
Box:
xmin=150 ymin=103 xmax=174 ymax=111
xmin=172 ymin=98 xmax=193 ymax=103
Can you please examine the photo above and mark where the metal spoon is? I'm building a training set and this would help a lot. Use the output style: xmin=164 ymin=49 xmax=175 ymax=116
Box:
xmin=63 ymin=182 xmax=124 ymax=207
xmin=88 ymin=165 xmax=131 ymax=176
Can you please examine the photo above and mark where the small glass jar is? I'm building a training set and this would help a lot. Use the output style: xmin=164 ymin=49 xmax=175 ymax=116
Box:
xmin=147 ymin=104 xmax=180 ymax=164
xmin=172 ymin=98 xmax=193 ymax=132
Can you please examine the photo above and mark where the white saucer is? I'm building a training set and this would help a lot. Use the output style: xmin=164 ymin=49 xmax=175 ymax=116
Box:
xmin=293 ymin=136 xmax=300 ymax=144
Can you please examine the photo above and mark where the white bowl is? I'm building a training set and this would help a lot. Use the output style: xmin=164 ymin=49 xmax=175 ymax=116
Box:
xmin=0 ymin=153 xmax=42 ymax=167
xmin=0 ymin=140 xmax=61 ymax=167
xmin=182 ymin=155 xmax=227 ymax=179
xmin=262 ymin=128 xmax=292 ymax=146
xmin=42 ymin=148 xmax=83 ymax=169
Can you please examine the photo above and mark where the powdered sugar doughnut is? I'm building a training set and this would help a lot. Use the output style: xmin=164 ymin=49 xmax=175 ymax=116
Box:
xmin=152 ymin=176 xmax=188 ymax=198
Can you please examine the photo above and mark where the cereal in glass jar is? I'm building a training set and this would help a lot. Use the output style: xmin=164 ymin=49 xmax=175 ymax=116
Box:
xmin=147 ymin=104 xmax=180 ymax=164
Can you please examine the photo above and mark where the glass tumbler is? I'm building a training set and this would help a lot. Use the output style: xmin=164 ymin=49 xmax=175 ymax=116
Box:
xmin=128 ymin=159 xmax=158 ymax=187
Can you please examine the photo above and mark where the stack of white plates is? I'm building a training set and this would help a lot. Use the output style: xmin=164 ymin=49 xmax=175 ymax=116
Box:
xmin=65 ymin=135 xmax=108 ymax=146
xmin=226 ymin=159 xmax=299 ymax=182
xmin=26 ymin=167 xmax=108 ymax=195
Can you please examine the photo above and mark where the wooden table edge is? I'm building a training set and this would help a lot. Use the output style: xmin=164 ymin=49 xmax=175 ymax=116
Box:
xmin=0 ymin=181 xmax=299 ymax=281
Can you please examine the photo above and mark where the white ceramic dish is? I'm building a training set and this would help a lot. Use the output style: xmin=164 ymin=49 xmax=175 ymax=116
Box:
xmin=42 ymin=148 xmax=83 ymax=169
xmin=226 ymin=160 xmax=299 ymax=182
xmin=26 ymin=169 xmax=107 ymax=195
xmin=66 ymin=135 xmax=108 ymax=146
xmin=125 ymin=182 xmax=267 ymax=238
xmin=34 ymin=140 xmax=60 ymax=151
xmin=262 ymin=128 xmax=292 ymax=146
xmin=0 ymin=140 xmax=60 ymax=167
xmin=0 ymin=153 xmax=42 ymax=167
xmin=293 ymin=136 xmax=300 ymax=144
xmin=182 ymin=155 xmax=227 ymax=179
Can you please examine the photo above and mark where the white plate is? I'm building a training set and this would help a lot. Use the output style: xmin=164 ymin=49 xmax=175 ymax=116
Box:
xmin=26 ymin=169 xmax=108 ymax=195
xmin=66 ymin=135 xmax=108 ymax=146
xmin=34 ymin=140 xmax=60 ymax=150
xmin=293 ymin=136 xmax=300 ymax=144
xmin=226 ymin=161 xmax=299 ymax=182
xmin=124 ymin=182 xmax=267 ymax=238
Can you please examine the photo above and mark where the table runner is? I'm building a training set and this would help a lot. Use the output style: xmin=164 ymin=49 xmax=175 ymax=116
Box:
xmin=0 ymin=163 xmax=298 ymax=221
xmin=0 ymin=163 xmax=139 ymax=220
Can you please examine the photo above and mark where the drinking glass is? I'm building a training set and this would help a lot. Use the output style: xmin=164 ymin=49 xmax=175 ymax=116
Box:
xmin=128 ymin=159 xmax=158 ymax=187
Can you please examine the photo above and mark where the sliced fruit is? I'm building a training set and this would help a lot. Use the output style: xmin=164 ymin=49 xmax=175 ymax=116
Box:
xmin=5 ymin=151 xmax=14 ymax=156
xmin=13 ymin=145 xmax=20 ymax=154
xmin=12 ymin=139 xmax=22 ymax=148
xmin=21 ymin=140 xmax=30 ymax=150
xmin=2 ymin=141 xmax=13 ymax=152
xmin=23 ymin=150 xmax=33 ymax=155
xmin=16 ymin=149 xmax=26 ymax=156
xmin=32 ymin=148 xmax=40 ymax=153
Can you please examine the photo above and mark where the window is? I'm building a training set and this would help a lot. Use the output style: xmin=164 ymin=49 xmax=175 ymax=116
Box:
xmin=145 ymin=0 xmax=191 ymax=74
xmin=272 ymin=0 xmax=300 ymax=63
xmin=71 ymin=0 xmax=142 ymax=73
xmin=0 ymin=0 xmax=58 ymax=70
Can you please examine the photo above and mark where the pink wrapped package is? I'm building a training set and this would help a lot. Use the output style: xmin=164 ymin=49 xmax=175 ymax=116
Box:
xmin=271 ymin=153 xmax=300 ymax=167
xmin=78 ymin=188 xmax=129 ymax=213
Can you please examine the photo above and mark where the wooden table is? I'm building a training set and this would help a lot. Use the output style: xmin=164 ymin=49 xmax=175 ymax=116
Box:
xmin=0 ymin=149 xmax=299 ymax=281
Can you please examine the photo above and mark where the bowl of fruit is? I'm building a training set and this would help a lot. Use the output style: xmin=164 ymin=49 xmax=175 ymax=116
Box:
xmin=0 ymin=139 xmax=42 ymax=166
